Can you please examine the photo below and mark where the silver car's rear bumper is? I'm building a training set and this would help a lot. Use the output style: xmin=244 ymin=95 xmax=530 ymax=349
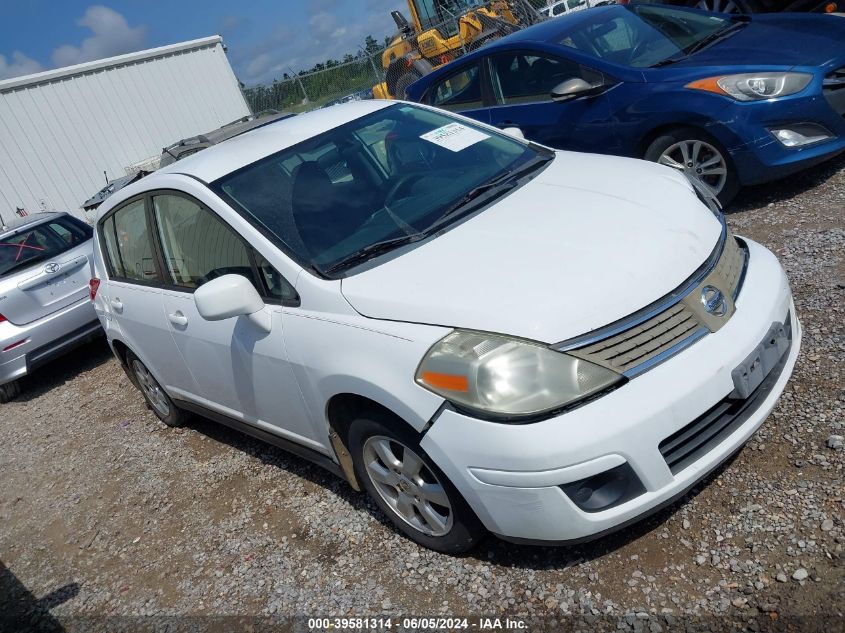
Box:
xmin=0 ymin=297 xmax=101 ymax=386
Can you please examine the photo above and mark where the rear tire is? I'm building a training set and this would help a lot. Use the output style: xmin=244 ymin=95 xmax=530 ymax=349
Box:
xmin=644 ymin=127 xmax=740 ymax=207
xmin=0 ymin=380 xmax=21 ymax=404
xmin=125 ymin=350 xmax=186 ymax=427
xmin=386 ymin=57 xmax=433 ymax=99
xmin=348 ymin=412 xmax=485 ymax=553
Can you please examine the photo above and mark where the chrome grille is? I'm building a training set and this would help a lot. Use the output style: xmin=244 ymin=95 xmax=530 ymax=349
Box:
xmin=569 ymin=303 xmax=703 ymax=374
xmin=564 ymin=230 xmax=747 ymax=377
xmin=717 ymin=230 xmax=744 ymax=298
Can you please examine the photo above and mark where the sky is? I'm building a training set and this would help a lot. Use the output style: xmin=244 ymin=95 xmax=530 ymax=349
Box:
xmin=0 ymin=0 xmax=405 ymax=86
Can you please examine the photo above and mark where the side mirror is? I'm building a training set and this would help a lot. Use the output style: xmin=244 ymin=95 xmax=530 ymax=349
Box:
xmin=501 ymin=126 xmax=525 ymax=140
xmin=194 ymin=274 xmax=271 ymax=333
xmin=551 ymin=77 xmax=601 ymax=102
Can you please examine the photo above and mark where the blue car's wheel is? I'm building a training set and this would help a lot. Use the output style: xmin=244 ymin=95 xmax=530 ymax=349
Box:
xmin=687 ymin=0 xmax=760 ymax=13
xmin=645 ymin=129 xmax=740 ymax=206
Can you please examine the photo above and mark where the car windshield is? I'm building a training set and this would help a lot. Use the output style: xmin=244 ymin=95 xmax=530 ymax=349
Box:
xmin=211 ymin=104 xmax=548 ymax=277
xmin=558 ymin=5 xmax=746 ymax=68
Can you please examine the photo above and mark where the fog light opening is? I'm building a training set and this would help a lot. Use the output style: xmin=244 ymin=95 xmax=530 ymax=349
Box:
xmin=561 ymin=462 xmax=646 ymax=513
xmin=770 ymin=125 xmax=832 ymax=148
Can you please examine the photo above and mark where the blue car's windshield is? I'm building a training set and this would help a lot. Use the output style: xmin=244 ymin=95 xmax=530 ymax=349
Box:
xmin=211 ymin=104 xmax=550 ymax=277
xmin=558 ymin=5 xmax=747 ymax=68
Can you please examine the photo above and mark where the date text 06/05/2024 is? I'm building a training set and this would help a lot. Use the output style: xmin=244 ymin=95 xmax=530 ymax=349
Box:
xmin=307 ymin=617 xmax=529 ymax=630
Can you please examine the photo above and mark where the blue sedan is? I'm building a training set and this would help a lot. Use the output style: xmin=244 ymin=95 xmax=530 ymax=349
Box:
xmin=404 ymin=4 xmax=845 ymax=204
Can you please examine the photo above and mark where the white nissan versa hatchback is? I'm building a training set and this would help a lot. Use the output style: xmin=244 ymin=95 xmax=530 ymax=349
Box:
xmin=91 ymin=101 xmax=800 ymax=553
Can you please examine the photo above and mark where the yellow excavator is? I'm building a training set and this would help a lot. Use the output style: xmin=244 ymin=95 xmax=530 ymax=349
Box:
xmin=373 ymin=0 xmax=542 ymax=99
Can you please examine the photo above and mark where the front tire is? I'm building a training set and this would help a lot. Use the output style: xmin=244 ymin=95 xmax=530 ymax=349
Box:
xmin=644 ymin=128 xmax=740 ymax=206
xmin=125 ymin=350 xmax=186 ymax=427
xmin=0 ymin=380 xmax=21 ymax=404
xmin=349 ymin=412 xmax=485 ymax=553
xmin=684 ymin=0 xmax=761 ymax=13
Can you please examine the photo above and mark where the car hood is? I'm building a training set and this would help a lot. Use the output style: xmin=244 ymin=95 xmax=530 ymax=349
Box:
xmin=667 ymin=14 xmax=845 ymax=71
xmin=340 ymin=152 xmax=722 ymax=344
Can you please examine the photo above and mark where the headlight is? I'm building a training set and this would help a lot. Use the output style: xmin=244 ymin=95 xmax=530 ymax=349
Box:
xmin=687 ymin=72 xmax=812 ymax=102
xmin=415 ymin=331 xmax=622 ymax=419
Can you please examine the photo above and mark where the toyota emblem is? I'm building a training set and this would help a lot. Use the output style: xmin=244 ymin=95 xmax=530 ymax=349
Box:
xmin=44 ymin=263 xmax=60 ymax=274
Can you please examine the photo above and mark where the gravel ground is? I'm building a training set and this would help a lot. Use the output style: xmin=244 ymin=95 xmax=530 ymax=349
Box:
xmin=1 ymin=155 xmax=843 ymax=633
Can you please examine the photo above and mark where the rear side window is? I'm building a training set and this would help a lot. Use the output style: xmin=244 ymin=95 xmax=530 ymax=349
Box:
xmin=0 ymin=217 xmax=90 ymax=279
xmin=106 ymin=199 xmax=162 ymax=283
xmin=428 ymin=64 xmax=483 ymax=111
xmin=100 ymin=215 xmax=123 ymax=277
xmin=48 ymin=216 xmax=93 ymax=246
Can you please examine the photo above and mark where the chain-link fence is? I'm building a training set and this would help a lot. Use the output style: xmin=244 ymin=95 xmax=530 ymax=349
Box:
xmin=243 ymin=51 xmax=385 ymax=114
xmin=242 ymin=0 xmax=548 ymax=114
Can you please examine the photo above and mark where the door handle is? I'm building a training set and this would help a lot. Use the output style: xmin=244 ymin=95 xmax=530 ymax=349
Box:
xmin=110 ymin=298 xmax=123 ymax=312
xmin=168 ymin=311 xmax=188 ymax=327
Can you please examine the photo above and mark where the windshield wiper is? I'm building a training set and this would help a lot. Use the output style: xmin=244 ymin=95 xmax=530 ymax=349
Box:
xmin=323 ymin=234 xmax=425 ymax=275
xmin=683 ymin=18 xmax=749 ymax=57
xmin=651 ymin=54 xmax=687 ymax=68
xmin=424 ymin=153 xmax=553 ymax=235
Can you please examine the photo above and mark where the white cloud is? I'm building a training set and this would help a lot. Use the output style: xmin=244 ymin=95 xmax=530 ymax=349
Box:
xmin=233 ymin=0 xmax=405 ymax=85
xmin=0 ymin=51 xmax=44 ymax=80
xmin=51 ymin=5 xmax=147 ymax=68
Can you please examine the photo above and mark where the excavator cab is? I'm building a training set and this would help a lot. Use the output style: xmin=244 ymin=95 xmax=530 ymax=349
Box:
xmin=374 ymin=0 xmax=539 ymax=100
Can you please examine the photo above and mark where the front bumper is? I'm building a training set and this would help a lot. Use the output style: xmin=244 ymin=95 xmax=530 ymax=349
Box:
xmin=721 ymin=89 xmax=845 ymax=186
xmin=420 ymin=238 xmax=800 ymax=542
xmin=0 ymin=297 xmax=101 ymax=386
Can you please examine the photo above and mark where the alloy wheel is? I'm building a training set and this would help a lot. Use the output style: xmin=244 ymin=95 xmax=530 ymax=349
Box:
xmin=362 ymin=436 xmax=453 ymax=537
xmin=694 ymin=0 xmax=740 ymax=12
xmin=657 ymin=139 xmax=728 ymax=196
xmin=131 ymin=360 xmax=171 ymax=418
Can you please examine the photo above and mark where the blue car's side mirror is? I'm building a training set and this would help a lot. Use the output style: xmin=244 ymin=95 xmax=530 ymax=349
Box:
xmin=551 ymin=78 xmax=604 ymax=102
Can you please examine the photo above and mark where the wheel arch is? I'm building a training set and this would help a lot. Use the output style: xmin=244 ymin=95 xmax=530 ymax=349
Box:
xmin=325 ymin=392 xmax=425 ymax=447
xmin=637 ymin=119 xmax=743 ymax=159
xmin=110 ymin=337 xmax=130 ymax=365
xmin=107 ymin=337 xmax=150 ymax=390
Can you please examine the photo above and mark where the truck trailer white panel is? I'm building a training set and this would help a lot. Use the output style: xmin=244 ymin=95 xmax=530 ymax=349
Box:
xmin=0 ymin=36 xmax=250 ymax=223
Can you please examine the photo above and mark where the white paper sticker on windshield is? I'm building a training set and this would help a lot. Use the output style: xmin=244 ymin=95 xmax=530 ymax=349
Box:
xmin=420 ymin=123 xmax=489 ymax=152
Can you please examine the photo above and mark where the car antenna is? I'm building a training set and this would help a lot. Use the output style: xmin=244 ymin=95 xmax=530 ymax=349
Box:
xmin=103 ymin=170 xmax=109 ymax=185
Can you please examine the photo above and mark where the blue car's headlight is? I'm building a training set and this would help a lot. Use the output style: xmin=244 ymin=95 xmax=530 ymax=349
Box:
xmin=687 ymin=72 xmax=812 ymax=102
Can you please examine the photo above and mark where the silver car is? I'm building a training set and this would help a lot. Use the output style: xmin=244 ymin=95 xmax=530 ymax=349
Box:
xmin=0 ymin=213 xmax=101 ymax=402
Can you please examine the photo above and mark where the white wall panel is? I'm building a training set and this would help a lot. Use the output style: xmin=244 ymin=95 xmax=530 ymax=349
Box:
xmin=0 ymin=37 xmax=249 ymax=224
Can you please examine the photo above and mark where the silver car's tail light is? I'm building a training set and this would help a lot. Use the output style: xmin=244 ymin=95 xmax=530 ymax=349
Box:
xmin=89 ymin=278 xmax=100 ymax=302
